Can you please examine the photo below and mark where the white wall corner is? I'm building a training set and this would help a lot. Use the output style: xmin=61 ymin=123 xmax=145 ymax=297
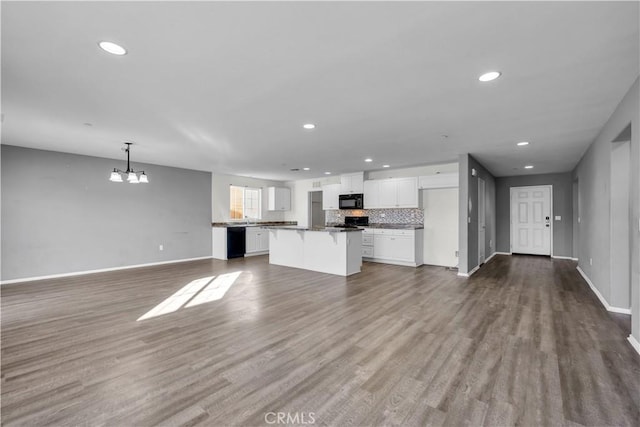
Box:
xmin=458 ymin=264 xmax=480 ymax=278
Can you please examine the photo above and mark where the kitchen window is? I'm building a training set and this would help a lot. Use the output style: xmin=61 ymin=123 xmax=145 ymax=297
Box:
xmin=230 ymin=186 xmax=262 ymax=220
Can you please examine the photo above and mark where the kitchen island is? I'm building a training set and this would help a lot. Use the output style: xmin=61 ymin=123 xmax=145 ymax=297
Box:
xmin=264 ymin=226 xmax=362 ymax=276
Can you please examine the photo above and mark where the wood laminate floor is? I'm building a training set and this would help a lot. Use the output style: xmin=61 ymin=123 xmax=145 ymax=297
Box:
xmin=1 ymin=255 xmax=639 ymax=426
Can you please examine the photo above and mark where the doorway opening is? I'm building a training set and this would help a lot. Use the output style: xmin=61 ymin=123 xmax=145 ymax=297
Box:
xmin=573 ymin=178 xmax=579 ymax=259
xmin=478 ymin=178 xmax=486 ymax=265
xmin=308 ymin=191 xmax=325 ymax=228
xmin=610 ymin=123 xmax=631 ymax=310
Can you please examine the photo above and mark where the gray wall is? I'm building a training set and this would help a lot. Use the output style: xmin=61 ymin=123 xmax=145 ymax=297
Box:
xmin=495 ymin=173 xmax=573 ymax=257
xmin=1 ymin=145 xmax=212 ymax=281
xmin=458 ymin=154 xmax=496 ymax=274
xmin=573 ymin=77 xmax=639 ymax=343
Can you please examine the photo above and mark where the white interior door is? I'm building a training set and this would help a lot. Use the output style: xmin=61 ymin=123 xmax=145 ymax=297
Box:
xmin=510 ymin=186 xmax=552 ymax=255
xmin=478 ymin=178 xmax=486 ymax=264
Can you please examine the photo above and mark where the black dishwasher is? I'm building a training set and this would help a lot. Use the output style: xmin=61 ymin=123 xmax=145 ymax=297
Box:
xmin=227 ymin=226 xmax=246 ymax=259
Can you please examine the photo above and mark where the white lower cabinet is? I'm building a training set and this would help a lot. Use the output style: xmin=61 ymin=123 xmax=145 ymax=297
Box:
xmin=362 ymin=228 xmax=423 ymax=267
xmin=245 ymin=227 xmax=269 ymax=255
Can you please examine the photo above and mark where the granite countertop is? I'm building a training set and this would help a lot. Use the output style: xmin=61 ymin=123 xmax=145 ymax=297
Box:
xmin=212 ymin=221 xmax=297 ymax=228
xmin=262 ymin=225 xmax=363 ymax=233
xmin=363 ymin=223 xmax=424 ymax=230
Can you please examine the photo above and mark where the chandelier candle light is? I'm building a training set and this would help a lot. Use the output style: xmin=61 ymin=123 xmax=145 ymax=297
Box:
xmin=109 ymin=142 xmax=149 ymax=184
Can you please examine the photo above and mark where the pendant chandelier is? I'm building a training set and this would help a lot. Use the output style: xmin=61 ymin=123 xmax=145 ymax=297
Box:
xmin=109 ymin=142 xmax=148 ymax=184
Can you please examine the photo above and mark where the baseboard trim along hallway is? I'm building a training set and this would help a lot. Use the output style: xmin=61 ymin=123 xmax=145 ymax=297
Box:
xmin=576 ymin=266 xmax=632 ymax=315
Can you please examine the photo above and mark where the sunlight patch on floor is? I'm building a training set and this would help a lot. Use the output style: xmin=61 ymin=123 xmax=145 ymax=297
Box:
xmin=185 ymin=271 xmax=242 ymax=308
xmin=137 ymin=276 xmax=214 ymax=321
xmin=137 ymin=272 xmax=242 ymax=321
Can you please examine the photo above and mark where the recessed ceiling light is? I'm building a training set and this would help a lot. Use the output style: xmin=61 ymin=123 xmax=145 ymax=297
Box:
xmin=303 ymin=123 xmax=316 ymax=130
xmin=478 ymin=71 xmax=501 ymax=82
xmin=364 ymin=158 xmax=373 ymax=162
xmin=524 ymin=165 xmax=534 ymax=169
xmin=517 ymin=141 xmax=529 ymax=146
xmin=303 ymin=167 xmax=310 ymax=171
xmin=382 ymin=165 xmax=390 ymax=168
xmin=98 ymin=41 xmax=127 ymax=56
xmin=324 ymin=171 xmax=331 ymax=175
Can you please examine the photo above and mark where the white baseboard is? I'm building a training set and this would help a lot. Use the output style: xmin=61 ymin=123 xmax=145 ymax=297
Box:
xmin=495 ymin=251 xmax=511 ymax=256
xmin=245 ymin=251 xmax=268 ymax=257
xmin=363 ymin=257 xmax=420 ymax=268
xmin=0 ymin=255 xmax=214 ymax=285
xmin=608 ymin=306 xmax=632 ymax=315
xmin=458 ymin=264 xmax=480 ymax=278
xmin=459 ymin=253 xmax=498 ymax=278
xmin=484 ymin=252 xmax=497 ymax=263
xmin=628 ymin=335 xmax=640 ymax=355
xmin=576 ymin=266 xmax=631 ymax=315
xmin=552 ymin=255 xmax=575 ymax=260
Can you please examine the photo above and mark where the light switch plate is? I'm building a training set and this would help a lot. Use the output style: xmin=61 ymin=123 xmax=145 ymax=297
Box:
xmin=555 ymin=216 xmax=561 ymax=221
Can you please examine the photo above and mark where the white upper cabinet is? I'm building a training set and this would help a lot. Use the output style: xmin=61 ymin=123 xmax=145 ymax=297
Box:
xmin=322 ymin=183 xmax=341 ymax=210
xmin=395 ymin=177 xmax=418 ymax=207
xmin=418 ymin=172 xmax=459 ymax=189
xmin=364 ymin=177 xmax=419 ymax=208
xmin=340 ymin=172 xmax=364 ymax=194
xmin=363 ymin=180 xmax=379 ymax=209
xmin=268 ymin=187 xmax=291 ymax=211
xmin=378 ymin=179 xmax=397 ymax=207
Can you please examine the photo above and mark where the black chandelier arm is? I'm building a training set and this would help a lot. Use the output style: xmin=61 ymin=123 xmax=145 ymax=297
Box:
xmin=113 ymin=168 xmax=145 ymax=175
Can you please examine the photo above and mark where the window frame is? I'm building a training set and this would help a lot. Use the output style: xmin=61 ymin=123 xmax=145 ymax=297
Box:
xmin=229 ymin=185 xmax=262 ymax=221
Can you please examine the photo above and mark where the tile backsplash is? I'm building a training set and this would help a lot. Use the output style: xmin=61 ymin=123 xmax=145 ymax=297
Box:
xmin=326 ymin=208 xmax=424 ymax=225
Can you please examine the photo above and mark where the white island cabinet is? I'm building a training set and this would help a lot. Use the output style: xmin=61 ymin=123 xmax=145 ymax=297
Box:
xmin=267 ymin=227 xmax=362 ymax=276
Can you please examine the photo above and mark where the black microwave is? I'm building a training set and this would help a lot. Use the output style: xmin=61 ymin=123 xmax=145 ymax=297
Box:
xmin=339 ymin=193 xmax=364 ymax=210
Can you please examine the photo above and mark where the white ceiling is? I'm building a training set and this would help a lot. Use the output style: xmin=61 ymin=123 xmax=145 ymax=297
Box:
xmin=2 ymin=1 xmax=638 ymax=180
